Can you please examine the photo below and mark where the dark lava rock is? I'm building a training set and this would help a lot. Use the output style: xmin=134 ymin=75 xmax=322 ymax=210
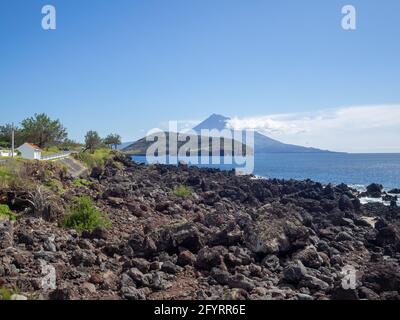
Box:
xmin=282 ymin=261 xmax=308 ymax=284
xmin=366 ymin=183 xmax=383 ymax=198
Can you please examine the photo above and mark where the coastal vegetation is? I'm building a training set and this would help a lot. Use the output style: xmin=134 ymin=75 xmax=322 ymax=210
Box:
xmin=74 ymin=148 xmax=113 ymax=169
xmin=0 ymin=204 xmax=16 ymax=221
xmin=173 ymin=185 xmax=193 ymax=198
xmin=103 ymin=134 xmax=122 ymax=150
xmin=0 ymin=113 xmax=68 ymax=149
xmin=62 ymin=196 xmax=111 ymax=232
xmin=0 ymin=287 xmax=14 ymax=300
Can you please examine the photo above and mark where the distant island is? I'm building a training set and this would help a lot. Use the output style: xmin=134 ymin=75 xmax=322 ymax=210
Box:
xmin=122 ymin=131 xmax=251 ymax=156
xmin=122 ymin=114 xmax=334 ymax=155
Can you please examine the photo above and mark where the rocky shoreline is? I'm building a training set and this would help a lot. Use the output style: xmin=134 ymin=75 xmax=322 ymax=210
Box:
xmin=1 ymin=153 xmax=400 ymax=300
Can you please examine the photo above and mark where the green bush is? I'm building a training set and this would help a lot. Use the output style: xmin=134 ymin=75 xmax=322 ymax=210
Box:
xmin=0 ymin=204 xmax=16 ymax=221
xmin=0 ymin=166 xmax=12 ymax=188
xmin=45 ymin=179 xmax=65 ymax=194
xmin=75 ymin=149 xmax=112 ymax=169
xmin=0 ymin=287 xmax=13 ymax=300
xmin=0 ymin=286 xmax=21 ymax=300
xmin=62 ymin=196 xmax=111 ymax=232
xmin=72 ymin=178 xmax=92 ymax=188
xmin=172 ymin=185 xmax=193 ymax=198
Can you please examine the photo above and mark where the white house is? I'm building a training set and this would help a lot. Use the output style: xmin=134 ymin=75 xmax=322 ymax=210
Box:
xmin=17 ymin=143 xmax=42 ymax=160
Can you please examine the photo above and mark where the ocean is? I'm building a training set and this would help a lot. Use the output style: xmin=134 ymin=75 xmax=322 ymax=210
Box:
xmin=132 ymin=153 xmax=400 ymax=190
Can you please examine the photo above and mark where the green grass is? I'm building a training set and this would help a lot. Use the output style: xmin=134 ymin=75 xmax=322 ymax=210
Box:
xmin=0 ymin=166 xmax=12 ymax=178
xmin=45 ymin=178 xmax=65 ymax=194
xmin=0 ymin=164 xmax=16 ymax=189
xmin=62 ymin=196 xmax=111 ymax=232
xmin=75 ymin=148 xmax=112 ymax=169
xmin=72 ymin=178 xmax=92 ymax=188
xmin=0 ymin=204 xmax=17 ymax=221
xmin=172 ymin=185 xmax=193 ymax=198
xmin=0 ymin=286 xmax=20 ymax=300
xmin=0 ymin=287 xmax=13 ymax=300
xmin=41 ymin=146 xmax=62 ymax=157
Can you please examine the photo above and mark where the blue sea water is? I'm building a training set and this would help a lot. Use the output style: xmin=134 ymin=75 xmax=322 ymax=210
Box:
xmin=132 ymin=153 xmax=400 ymax=189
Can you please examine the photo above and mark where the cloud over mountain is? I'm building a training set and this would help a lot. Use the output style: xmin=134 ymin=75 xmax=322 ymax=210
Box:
xmin=225 ymin=105 xmax=400 ymax=153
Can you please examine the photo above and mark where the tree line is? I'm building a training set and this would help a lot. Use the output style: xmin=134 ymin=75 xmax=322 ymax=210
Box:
xmin=0 ymin=113 xmax=121 ymax=153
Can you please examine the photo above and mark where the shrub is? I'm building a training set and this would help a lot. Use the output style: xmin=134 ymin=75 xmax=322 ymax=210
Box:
xmin=75 ymin=148 xmax=112 ymax=169
xmin=0 ymin=160 xmax=32 ymax=190
xmin=0 ymin=204 xmax=16 ymax=221
xmin=0 ymin=165 xmax=13 ymax=188
xmin=0 ymin=287 xmax=13 ymax=300
xmin=0 ymin=286 xmax=20 ymax=300
xmin=45 ymin=179 xmax=65 ymax=194
xmin=72 ymin=178 xmax=92 ymax=188
xmin=62 ymin=196 xmax=111 ymax=232
xmin=173 ymin=185 xmax=193 ymax=198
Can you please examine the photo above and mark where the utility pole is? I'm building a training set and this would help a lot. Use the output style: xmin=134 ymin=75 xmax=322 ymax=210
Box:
xmin=11 ymin=122 xmax=15 ymax=158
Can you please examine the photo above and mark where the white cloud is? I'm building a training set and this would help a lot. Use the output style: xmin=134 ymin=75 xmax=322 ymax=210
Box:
xmin=226 ymin=105 xmax=400 ymax=153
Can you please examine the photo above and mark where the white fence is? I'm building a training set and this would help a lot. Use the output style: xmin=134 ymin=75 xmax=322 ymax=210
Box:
xmin=40 ymin=151 xmax=72 ymax=161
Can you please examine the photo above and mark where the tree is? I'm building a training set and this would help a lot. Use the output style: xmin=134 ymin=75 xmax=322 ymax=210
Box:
xmin=0 ymin=124 xmax=23 ymax=148
xmin=20 ymin=113 xmax=67 ymax=148
xmin=103 ymin=134 xmax=121 ymax=150
xmin=57 ymin=138 xmax=83 ymax=150
xmin=84 ymin=131 xmax=102 ymax=153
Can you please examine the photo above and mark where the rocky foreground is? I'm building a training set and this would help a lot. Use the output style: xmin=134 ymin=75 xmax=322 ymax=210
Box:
xmin=1 ymin=153 xmax=400 ymax=300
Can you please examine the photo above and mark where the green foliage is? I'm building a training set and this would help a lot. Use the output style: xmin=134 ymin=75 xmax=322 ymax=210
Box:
xmin=45 ymin=179 xmax=65 ymax=194
xmin=0 ymin=204 xmax=17 ymax=221
xmin=72 ymin=178 xmax=92 ymax=187
xmin=57 ymin=138 xmax=83 ymax=150
xmin=103 ymin=134 xmax=122 ymax=150
xmin=0 ymin=287 xmax=13 ymax=300
xmin=41 ymin=146 xmax=61 ymax=157
xmin=0 ymin=162 xmax=24 ymax=189
xmin=62 ymin=196 xmax=111 ymax=232
xmin=0 ymin=123 xmax=24 ymax=149
xmin=113 ymin=161 xmax=124 ymax=170
xmin=84 ymin=130 xmax=103 ymax=153
xmin=0 ymin=166 xmax=12 ymax=179
xmin=172 ymin=185 xmax=193 ymax=198
xmin=20 ymin=113 xmax=67 ymax=148
xmin=0 ymin=286 xmax=21 ymax=300
xmin=76 ymin=148 xmax=112 ymax=169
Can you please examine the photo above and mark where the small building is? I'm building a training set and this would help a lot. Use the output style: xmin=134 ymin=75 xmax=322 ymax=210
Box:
xmin=17 ymin=143 xmax=42 ymax=160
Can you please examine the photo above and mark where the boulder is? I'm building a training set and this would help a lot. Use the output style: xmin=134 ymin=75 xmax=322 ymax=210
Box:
xmin=195 ymin=246 xmax=226 ymax=271
xmin=161 ymin=261 xmax=182 ymax=274
xmin=282 ymin=261 xmax=308 ymax=284
xmin=177 ymin=250 xmax=196 ymax=267
xmin=244 ymin=207 xmax=309 ymax=255
xmin=338 ymin=195 xmax=354 ymax=212
xmin=121 ymin=286 xmax=146 ymax=300
xmin=366 ymin=183 xmax=383 ymax=198
xmin=292 ymin=247 xmax=323 ymax=269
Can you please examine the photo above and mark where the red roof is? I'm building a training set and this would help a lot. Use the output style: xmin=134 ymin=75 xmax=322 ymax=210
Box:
xmin=25 ymin=143 xmax=42 ymax=151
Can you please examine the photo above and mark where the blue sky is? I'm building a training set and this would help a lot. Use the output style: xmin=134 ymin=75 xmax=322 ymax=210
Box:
xmin=0 ymin=0 xmax=399 ymax=152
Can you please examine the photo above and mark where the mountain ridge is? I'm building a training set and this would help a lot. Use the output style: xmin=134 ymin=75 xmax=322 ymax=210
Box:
xmin=122 ymin=114 xmax=333 ymax=154
xmin=193 ymin=114 xmax=333 ymax=153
